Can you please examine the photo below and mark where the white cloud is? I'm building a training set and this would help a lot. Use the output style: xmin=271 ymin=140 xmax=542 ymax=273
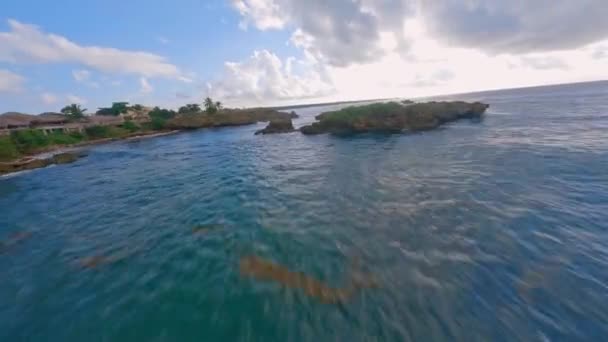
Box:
xmin=139 ymin=77 xmax=153 ymax=94
xmin=233 ymin=0 xmax=608 ymax=66
xmin=233 ymin=0 xmax=413 ymax=67
xmin=209 ymin=49 xmax=334 ymax=106
xmin=66 ymin=94 xmax=86 ymax=105
xmin=41 ymin=92 xmax=58 ymax=104
xmin=157 ymin=36 xmax=170 ymax=45
xmin=232 ymin=0 xmax=286 ymax=30
xmin=72 ymin=69 xmax=90 ymax=82
xmin=0 ymin=69 xmax=25 ymax=93
xmin=224 ymin=1 xmax=608 ymax=106
xmin=420 ymin=0 xmax=608 ymax=54
xmin=0 ymin=19 xmax=184 ymax=79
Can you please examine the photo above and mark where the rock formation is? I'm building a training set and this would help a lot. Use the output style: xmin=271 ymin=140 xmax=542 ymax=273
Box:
xmin=255 ymin=119 xmax=296 ymax=135
xmin=300 ymin=101 xmax=489 ymax=135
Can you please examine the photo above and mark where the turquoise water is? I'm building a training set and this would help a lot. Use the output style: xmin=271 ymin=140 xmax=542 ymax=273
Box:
xmin=1 ymin=82 xmax=608 ymax=341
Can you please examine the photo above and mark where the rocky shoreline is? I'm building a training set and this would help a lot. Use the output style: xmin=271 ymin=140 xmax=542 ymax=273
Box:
xmin=0 ymin=130 xmax=179 ymax=176
xmin=255 ymin=119 xmax=296 ymax=135
xmin=300 ymin=101 xmax=489 ymax=135
xmin=0 ymin=101 xmax=490 ymax=176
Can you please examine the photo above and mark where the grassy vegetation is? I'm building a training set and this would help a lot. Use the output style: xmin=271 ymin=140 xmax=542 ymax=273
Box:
xmin=317 ymin=102 xmax=404 ymax=124
xmin=0 ymin=98 xmax=222 ymax=162
xmin=0 ymin=121 xmax=157 ymax=162
xmin=9 ymin=130 xmax=86 ymax=153
xmin=0 ymin=136 xmax=20 ymax=162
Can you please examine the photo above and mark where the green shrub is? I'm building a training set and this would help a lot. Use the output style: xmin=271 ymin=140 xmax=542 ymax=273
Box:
xmin=149 ymin=107 xmax=176 ymax=121
xmin=48 ymin=131 xmax=84 ymax=145
xmin=0 ymin=136 xmax=20 ymax=162
xmin=85 ymin=125 xmax=129 ymax=139
xmin=122 ymin=120 xmax=139 ymax=132
xmin=10 ymin=129 xmax=51 ymax=152
xmin=150 ymin=117 xmax=166 ymax=130
xmin=85 ymin=125 xmax=111 ymax=139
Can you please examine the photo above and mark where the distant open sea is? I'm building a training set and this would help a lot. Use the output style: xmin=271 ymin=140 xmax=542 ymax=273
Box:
xmin=1 ymin=81 xmax=607 ymax=341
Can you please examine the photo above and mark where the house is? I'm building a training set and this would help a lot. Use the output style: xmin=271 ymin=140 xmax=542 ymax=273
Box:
xmin=0 ymin=112 xmax=36 ymax=135
xmin=0 ymin=112 xmax=125 ymax=136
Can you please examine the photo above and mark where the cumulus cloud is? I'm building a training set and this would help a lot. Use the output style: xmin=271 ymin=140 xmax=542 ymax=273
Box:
xmin=41 ymin=92 xmax=58 ymax=104
xmin=209 ymin=50 xmax=334 ymax=105
xmin=0 ymin=19 xmax=184 ymax=79
xmin=0 ymin=69 xmax=25 ymax=93
xmin=232 ymin=0 xmax=413 ymax=67
xmin=233 ymin=0 xmax=608 ymax=65
xmin=233 ymin=0 xmax=285 ymax=30
xmin=419 ymin=0 xmax=608 ymax=54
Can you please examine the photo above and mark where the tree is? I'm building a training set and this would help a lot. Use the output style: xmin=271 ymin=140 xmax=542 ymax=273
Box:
xmin=97 ymin=102 xmax=130 ymax=116
xmin=61 ymin=104 xmax=87 ymax=120
xmin=178 ymin=103 xmax=201 ymax=114
xmin=215 ymin=101 xmax=223 ymax=111
xmin=203 ymin=97 xmax=222 ymax=114
xmin=147 ymin=107 xmax=176 ymax=131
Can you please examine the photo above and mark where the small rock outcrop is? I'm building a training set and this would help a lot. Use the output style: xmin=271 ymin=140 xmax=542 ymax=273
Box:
xmin=166 ymin=108 xmax=297 ymax=130
xmin=0 ymin=151 xmax=86 ymax=175
xmin=255 ymin=119 xmax=296 ymax=135
xmin=300 ymin=101 xmax=489 ymax=135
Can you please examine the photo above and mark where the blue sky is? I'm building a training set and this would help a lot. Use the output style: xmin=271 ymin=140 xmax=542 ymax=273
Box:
xmin=1 ymin=0 xmax=607 ymax=114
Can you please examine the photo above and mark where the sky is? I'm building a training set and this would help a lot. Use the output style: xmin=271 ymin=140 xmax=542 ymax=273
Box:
xmin=1 ymin=0 xmax=607 ymax=113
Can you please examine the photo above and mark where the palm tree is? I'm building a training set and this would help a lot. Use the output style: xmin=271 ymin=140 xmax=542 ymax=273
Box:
xmin=204 ymin=97 xmax=214 ymax=110
xmin=60 ymin=104 xmax=87 ymax=120
xmin=215 ymin=101 xmax=223 ymax=111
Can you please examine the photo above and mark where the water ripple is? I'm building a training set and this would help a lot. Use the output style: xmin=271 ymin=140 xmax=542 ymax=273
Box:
xmin=1 ymin=82 xmax=608 ymax=341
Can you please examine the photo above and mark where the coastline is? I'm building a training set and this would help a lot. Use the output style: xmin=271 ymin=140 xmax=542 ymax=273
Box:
xmin=0 ymin=130 xmax=180 ymax=176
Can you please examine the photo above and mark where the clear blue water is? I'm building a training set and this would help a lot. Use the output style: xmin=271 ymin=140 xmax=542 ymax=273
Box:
xmin=1 ymin=81 xmax=607 ymax=341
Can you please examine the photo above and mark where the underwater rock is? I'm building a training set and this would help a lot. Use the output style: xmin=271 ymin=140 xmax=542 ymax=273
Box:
xmin=239 ymin=255 xmax=378 ymax=304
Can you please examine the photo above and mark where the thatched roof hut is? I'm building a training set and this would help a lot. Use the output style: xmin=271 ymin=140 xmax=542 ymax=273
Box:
xmin=31 ymin=113 xmax=69 ymax=126
xmin=0 ymin=112 xmax=35 ymax=129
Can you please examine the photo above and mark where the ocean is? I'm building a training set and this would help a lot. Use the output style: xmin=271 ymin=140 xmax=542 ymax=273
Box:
xmin=1 ymin=81 xmax=607 ymax=341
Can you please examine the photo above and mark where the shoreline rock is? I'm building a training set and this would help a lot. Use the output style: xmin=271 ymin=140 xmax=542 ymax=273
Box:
xmin=0 ymin=151 xmax=87 ymax=175
xmin=255 ymin=119 xmax=296 ymax=135
xmin=0 ymin=130 xmax=179 ymax=176
xmin=300 ymin=101 xmax=489 ymax=135
xmin=166 ymin=108 xmax=298 ymax=130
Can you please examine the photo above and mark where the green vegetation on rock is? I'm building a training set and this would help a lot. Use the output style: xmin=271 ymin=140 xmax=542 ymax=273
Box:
xmin=84 ymin=125 xmax=130 ymax=139
xmin=9 ymin=129 xmax=84 ymax=153
xmin=300 ymin=101 xmax=489 ymax=135
xmin=166 ymin=108 xmax=297 ymax=130
xmin=0 ymin=136 xmax=20 ymax=162
xmin=122 ymin=120 xmax=139 ymax=132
